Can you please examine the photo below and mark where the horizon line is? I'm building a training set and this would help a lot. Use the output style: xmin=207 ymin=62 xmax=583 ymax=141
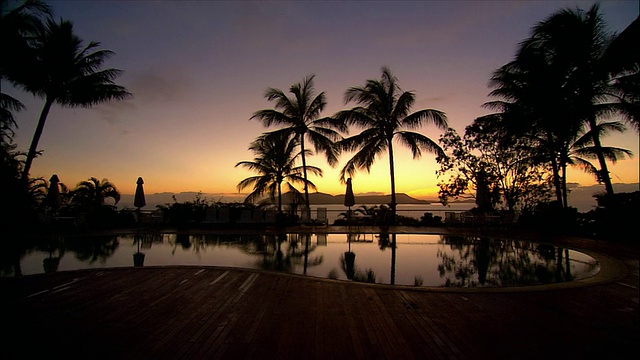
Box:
xmin=117 ymin=182 xmax=638 ymax=196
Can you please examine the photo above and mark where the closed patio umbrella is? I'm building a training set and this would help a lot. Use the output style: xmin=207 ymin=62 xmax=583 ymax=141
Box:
xmin=344 ymin=178 xmax=355 ymax=227
xmin=134 ymin=177 xmax=146 ymax=209
xmin=344 ymin=178 xmax=355 ymax=207
xmin=45 ymin=174 xmax=61 ymax=209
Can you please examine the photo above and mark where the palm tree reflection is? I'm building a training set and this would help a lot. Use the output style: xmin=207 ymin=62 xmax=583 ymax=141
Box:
xmin=239 ymin=233 xmax=323 ymax=273
xmin=376 ymin=232 xmax=396 ymax=285
xmin=65 ymin=234 xmax=119 ymax=266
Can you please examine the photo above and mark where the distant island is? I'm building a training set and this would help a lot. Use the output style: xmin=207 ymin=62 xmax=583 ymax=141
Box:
xmin=116 ymin=182 xmax=638 ymax=213
xmin=284 ymin=192 xmax=430 ymax=205
xmin=118 ymin=191 xmax=434 ymax=209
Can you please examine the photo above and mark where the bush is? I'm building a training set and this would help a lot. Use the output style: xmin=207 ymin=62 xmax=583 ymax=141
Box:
xmin=518 ymin=201 xmax=580 ymax=235
xmin=580 ymin=191 xmax=639 ymax=242
xmin=419 ymin=212 xmax=443 ymax=226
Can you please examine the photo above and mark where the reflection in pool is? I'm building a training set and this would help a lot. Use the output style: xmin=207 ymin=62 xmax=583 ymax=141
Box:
xmin=4 ymin=232 xmax=600 ymax=287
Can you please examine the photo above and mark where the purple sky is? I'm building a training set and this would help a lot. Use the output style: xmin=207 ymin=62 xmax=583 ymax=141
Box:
xmin=5 ymin=0 xmax=639 ymax=198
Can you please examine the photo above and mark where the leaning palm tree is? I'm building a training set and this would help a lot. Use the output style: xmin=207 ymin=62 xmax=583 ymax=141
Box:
xmin=567 ymin=121 xmax=633 ymax=191
xmin=250 ymin=75 xmax=345 ymax=210
xmin=3 ymin=18 xmax=131 ymax=181
xmin=236 ymin=132 xmax=321 ymax=215
xmin=335 ymin=66 xmax=448 ymax=220
xmin=71 ymin=177 xmax=120 ymax=210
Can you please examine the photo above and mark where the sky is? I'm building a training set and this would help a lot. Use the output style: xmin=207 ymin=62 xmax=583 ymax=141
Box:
xmin=4 ymin=0 xmax=639 ymax=200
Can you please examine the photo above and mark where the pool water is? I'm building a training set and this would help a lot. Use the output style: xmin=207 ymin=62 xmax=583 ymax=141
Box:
xmin=5 ymin=232 xmax=600 ymax=287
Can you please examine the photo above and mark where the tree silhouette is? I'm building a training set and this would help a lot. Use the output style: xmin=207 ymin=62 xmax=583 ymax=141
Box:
xmin=236 ymin=132 xmax=321 ymax=215
xmin=71 ymin=177 xmax=120 ymax=210
xmin=567 ymin=120 xmax=632 ymax=184
xmin=486 ymin=4 xmax=636 ymax=203
xmin=1 ymin=0 xmax=50 ymax=143
xmin=250 ymin=75 xmax=345 ymax=210
xmin=3 ymin=17 xmax=131 ymax=181
xmin=335 ymin=66 xmax=448 ymax=220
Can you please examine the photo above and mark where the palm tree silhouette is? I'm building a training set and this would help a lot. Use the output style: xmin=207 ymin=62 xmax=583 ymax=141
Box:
xmin=71 ymin=177 xmax=120 ymax=210
xmin=486 ymin=55 xmax=576 ymax=207
xmin=488 ymin=4 xmax=636 ymax=202
xmin=250 ymin=75 xmax=345 ymax=210
xmin=4 ymin=17 xmax=131 ymax=181
xmin=1 ymin=0 xmax=50 ymax=143
xmin=522 ymin=4 xmax=627 ymax=199
xmin=335 ymin=66 xmax=448 ymax=220
xmin=603 ymin=15 xmax=639 ymax=132
xmin=1 ymin=0 xmax=50 ymax=76
xmin=567 ymin=120 xmax=632 ymax=185
xmin=236 ymin=132 xmax=321 ymax=215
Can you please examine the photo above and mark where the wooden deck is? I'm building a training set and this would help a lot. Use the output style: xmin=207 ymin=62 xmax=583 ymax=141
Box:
xmin=1 ymin=234 xmax=638 ymax=359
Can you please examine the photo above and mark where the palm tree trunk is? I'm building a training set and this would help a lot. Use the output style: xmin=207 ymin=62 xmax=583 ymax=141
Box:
xmin=550 ymin=157 xmax=564 ymax=207
xmin=561 ymin=162 xmax=568 ymax=208
xmin=277 ymin=181 xmax=282 ymax=214
xmin=22 ymin=97 xmax=53 ymax=181
xmin=588 ymin=117 xmax=615 ymax=198
xmin=299 ymin=134 xmax=310 ymax=210
xmin=387 ymin=138 xmax=397 ymax=222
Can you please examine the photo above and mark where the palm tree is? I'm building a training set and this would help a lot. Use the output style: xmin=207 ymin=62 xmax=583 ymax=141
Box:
xmin=517 ymin=4 xmax=634 ymax=199
xmin=1 ymin=0 xmax=50 ymax=143
xmin=250 ymin=75 xmax=345 ymax=210
xmin=71 ymin=177 xmax=120 ymax=210
xmin=3 ymin=17 xmax=131 ymax=181
xmin=485 ymin=46 xmax=576 ymax=208
xmin=236 ymin=132 xmax=321 ymax=215
xmin=0 ymin=93 xmax=23 ymax=145
xmin=567 ymin=121 xmax=633 ymax=190
xmin=335 ymin=66 xmax=448 ymax=220
xmin=1 ymin=0 xmax=50 ymax=78
xmin=602 ymin=15 xmax=639 ymax=132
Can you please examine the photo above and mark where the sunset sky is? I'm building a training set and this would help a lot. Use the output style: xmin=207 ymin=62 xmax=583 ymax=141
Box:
xmin=5 ymin=0 xmax=639 ymax=199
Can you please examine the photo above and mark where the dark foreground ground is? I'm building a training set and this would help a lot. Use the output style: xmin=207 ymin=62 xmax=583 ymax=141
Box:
xmin=1 ymin=227 xmax=638 ymax=359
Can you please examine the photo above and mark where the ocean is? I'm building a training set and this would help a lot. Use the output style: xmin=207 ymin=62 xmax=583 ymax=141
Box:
xmin=307 ymin=203 xmax=474 ymax=224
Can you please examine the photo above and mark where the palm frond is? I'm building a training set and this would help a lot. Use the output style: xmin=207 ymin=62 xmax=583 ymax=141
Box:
xmin=397 ymin=131 xmax=446 ymax=159
xmin=402 ymin=109 xmax=448 ymax=130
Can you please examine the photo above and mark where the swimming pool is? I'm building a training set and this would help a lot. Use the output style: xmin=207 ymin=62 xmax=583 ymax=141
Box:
xmin=5 ymin=232 xmax=600 ymax=287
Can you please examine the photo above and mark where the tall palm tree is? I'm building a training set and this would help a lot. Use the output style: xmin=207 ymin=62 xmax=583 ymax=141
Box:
xmin=3 ymin=17 xmax=131 ymax=181
xmin=518 ymin=4 xmax=633 ymax=199
xmin=485 ymin=56 xmax=580 ymax=208
xmin=236 ymin=132 xmax=321 ymax=215
xmin=250 ymin=75 xmax=345 ymax=210
xmin=71 ymin=177 xmax=120 ymax=210
xmin=335 ymin=66 xmax=448 ymax=220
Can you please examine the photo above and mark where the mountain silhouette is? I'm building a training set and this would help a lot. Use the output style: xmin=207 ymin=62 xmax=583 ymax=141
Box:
xmin=281 ymin=192 xmax=430 ymax=205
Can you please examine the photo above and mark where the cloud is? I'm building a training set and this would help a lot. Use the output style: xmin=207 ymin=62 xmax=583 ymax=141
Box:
xmin=128 ymin=70 xmax=192 ymax=105
xmin=94 ymin=99 xmax=136 ymax=125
